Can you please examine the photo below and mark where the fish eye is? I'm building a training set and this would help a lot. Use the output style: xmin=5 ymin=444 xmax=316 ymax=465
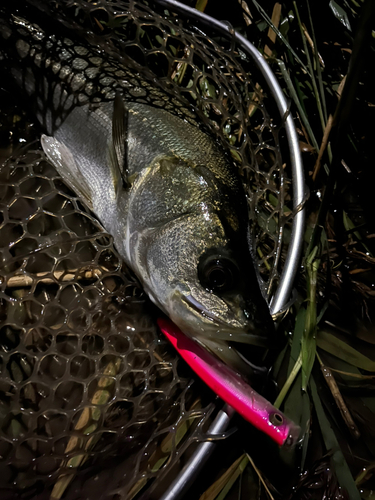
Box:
xmin=198 ymin=256 xmax=238 ymax=294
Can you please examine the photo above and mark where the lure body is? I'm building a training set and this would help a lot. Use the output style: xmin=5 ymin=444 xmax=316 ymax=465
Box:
xmin=158 ymin=317 xmax=300 ymax=446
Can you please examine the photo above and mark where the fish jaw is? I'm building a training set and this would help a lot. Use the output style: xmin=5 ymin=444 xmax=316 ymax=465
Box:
xmin=166 ymin=290 xmax=268 ymax=342
xmin=160 ymin=289 xmax=270 ymax=371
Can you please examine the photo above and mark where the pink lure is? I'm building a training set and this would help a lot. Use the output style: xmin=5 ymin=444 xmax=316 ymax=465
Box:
xmin=158 ymin=318 xmax=300 ymax=447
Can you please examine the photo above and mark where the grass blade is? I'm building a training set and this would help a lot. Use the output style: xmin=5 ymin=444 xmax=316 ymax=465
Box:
xmin=264 ymin=3 xmax=282 ymax=58
xmin=329 ymin=0 xmax=352 ymax=31
xmin=250 ymin=0 xmax=310 ymax=73
xmin=317 ymin=354 xmax=360 ymax=439
xmin=216 ymin=455 xmax=250 ymax=500
xmin=301 ymin=247 xmax=320 ymax=391
xmin=274 ymin=352 xmax=302 ymax=409
xmin=306 ymin=1 xmax=328 ymax=123
xmin=310 ymin=377 xmax=361 ymax=500
xmin=195 ymin=0 xmax=208 ymax=12
xmin=199 ymin=454 xmax=249 ymax=500
xmin=246 ymin=454 xmax=275 ymax=500
xmin=277 ymin=60 xmax=319 ymax=153
xmin=317 ymin=330 xmax=375 ymax=371
xmin=293 ymin=2 xmax=326 ymax=135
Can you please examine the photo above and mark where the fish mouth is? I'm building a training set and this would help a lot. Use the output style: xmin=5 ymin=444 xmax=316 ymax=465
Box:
xmin=181 ymin=294 xmax=271 ymax=348
xmin=182 ymin=294 xmax=225 ymax=325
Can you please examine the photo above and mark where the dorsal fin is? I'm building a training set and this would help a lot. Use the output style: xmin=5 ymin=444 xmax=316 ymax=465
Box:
xmin=108 ymin=92 xmax=130 ymax=193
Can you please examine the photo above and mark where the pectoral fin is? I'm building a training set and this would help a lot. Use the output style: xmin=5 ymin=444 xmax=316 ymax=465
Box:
xmin=41 ymin=134 xmax=93 ymax=211
xmin=108 ymin=93 xmax=130 ymax=193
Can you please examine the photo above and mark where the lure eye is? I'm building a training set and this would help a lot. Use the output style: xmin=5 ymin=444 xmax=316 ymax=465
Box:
xmin=198 ymin=256 xmax=238 ymax=293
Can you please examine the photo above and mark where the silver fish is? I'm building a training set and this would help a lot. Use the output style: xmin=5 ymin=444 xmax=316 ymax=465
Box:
xmin=0 ymin=4 xmax=275 ymax=371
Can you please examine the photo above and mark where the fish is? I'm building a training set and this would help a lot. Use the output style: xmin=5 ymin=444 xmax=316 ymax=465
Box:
xmin=0 ymin=1 xmax=275 ymax=373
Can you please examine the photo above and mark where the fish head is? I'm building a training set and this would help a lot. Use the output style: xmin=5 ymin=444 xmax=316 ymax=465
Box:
xmin=174 ymin=244 xmax=272 ymax=340
xmin=164 ymin=227 xmax=276 ymax=355
xmin=135 ymin=155 xmax=275 ymax=365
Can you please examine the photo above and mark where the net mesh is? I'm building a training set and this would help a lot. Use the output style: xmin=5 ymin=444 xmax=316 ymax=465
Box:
xmin=0 ymin=1 xmax=295 ymax=498
xmin=0 ymin=147 xmax=216 ymax=499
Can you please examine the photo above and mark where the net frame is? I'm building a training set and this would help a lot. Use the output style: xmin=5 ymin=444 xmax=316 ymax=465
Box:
xmin=0 ymin=0 xmax=305 ymax=498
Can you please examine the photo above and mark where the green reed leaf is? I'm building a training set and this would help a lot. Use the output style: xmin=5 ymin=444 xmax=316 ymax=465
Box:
xmin=301 ymin=247 xmax=320 ymax=390
xmin=317 ymin=330 xmax=375 ymax=372
xmin=329 ymin=0 xmax=352 ymax=31
xmin=199 ymin=454 xmax=249 ymax=500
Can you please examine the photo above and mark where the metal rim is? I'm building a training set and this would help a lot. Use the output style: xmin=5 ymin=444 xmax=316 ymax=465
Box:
xmin=144 ymin=1 xmax=306 ymax=499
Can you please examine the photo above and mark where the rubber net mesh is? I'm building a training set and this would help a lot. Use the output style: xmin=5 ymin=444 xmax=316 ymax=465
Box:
xmin=0 ymin=1 xmax=294 ymax=498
